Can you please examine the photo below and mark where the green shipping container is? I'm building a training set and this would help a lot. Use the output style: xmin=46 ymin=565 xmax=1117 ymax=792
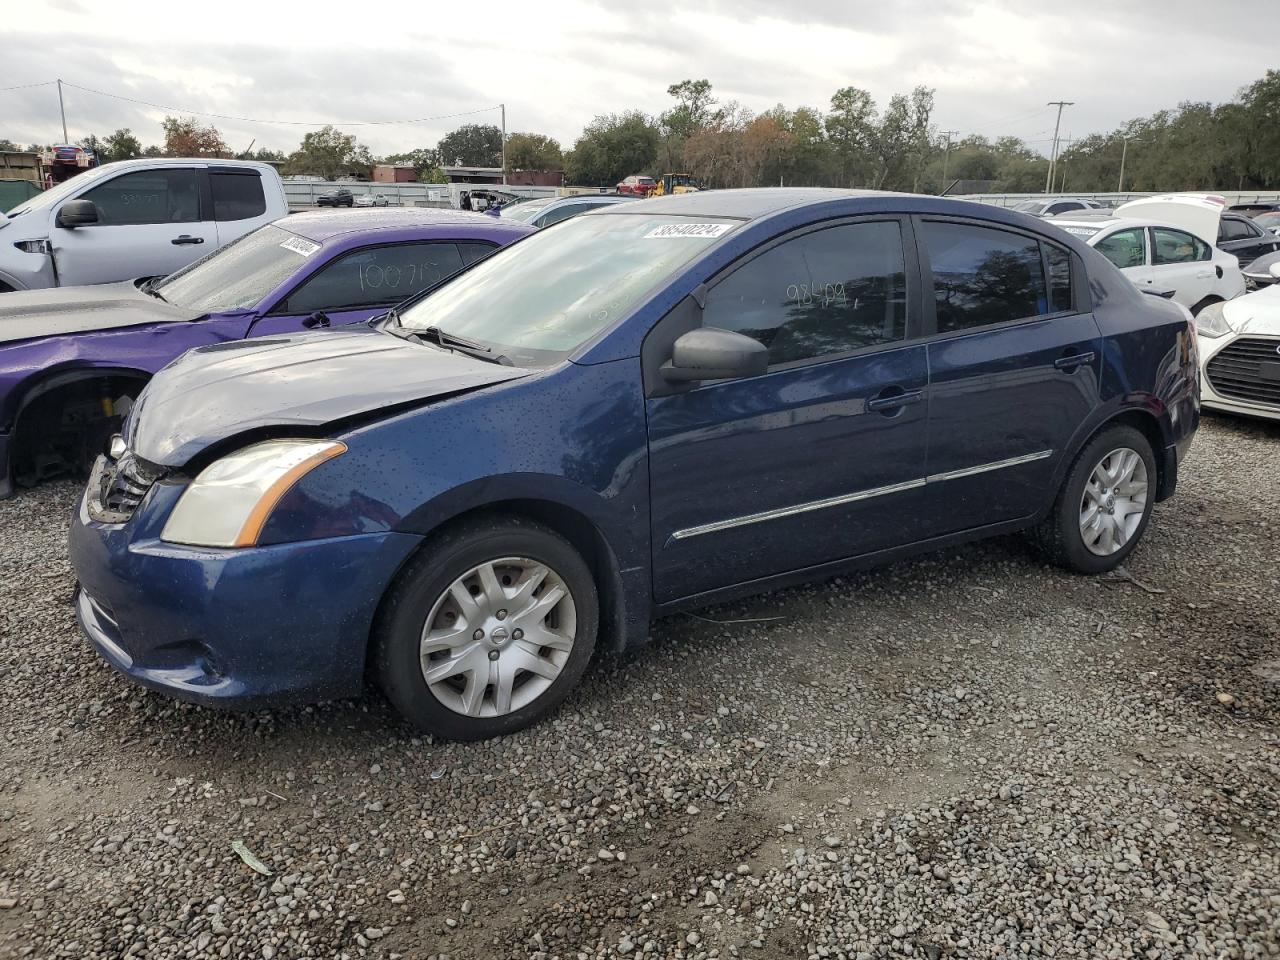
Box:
xmin=0 ymin=179 xmax=42 ymax=213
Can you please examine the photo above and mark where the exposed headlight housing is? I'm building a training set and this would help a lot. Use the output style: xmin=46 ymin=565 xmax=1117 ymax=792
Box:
xmin=1194 ymin=301 xmax=1233 ymax=339
xmin=161 ymin=439 xmax=346 ymax=548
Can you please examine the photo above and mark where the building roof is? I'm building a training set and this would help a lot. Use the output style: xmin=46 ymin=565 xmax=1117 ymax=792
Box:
xmin=281 ymin=207 xmax=532 ymax=243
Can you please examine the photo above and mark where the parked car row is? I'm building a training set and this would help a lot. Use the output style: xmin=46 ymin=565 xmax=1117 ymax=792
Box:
xmin=12 ymin=160 xmax=1280 ymax=741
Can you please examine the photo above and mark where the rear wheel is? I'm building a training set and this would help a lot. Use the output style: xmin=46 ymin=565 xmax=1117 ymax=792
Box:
xmin=374 ymin=516 xmax=598 ymax=740
xmin=1033 ymin=424 xmax=1156 ymax=574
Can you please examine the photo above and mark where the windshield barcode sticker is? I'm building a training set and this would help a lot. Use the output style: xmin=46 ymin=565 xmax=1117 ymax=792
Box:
xmin=280 ymin=236 xmax=321 ymax=256
xmin=644 ymin=223 xmax=733 ymax=239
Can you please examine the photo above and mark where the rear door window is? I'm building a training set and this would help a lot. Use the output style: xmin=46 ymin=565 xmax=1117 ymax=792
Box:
xmin=1151 ymin=228 xmax=1209 ymax=265
xmin=1094 ymin=228 xmax=1147 ymax=269
xmin=210 ymin=171 xmax=266 ymax=221
xmin=280 ymin=242 xmax=467 ymax=313
xmin=79 ymin=169 xmax=201 ymax=225
xmin=703 ymin=220 xmax=908 ymax=366
xmin=922 ymin=220 xmax=1047 ymax=332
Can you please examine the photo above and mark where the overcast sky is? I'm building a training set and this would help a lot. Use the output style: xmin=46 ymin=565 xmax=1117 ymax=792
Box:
xmin=1 ymin=0 xmax=1270 ymax=159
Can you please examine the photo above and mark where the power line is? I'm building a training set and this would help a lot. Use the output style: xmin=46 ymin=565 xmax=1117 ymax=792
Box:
xmin=0 ymin=80 xmax=56 ymax=93
xmin=55 ymin=80 xmax=502 ymax=127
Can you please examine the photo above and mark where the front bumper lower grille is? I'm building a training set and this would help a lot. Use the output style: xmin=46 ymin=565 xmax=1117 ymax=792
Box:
xmin=1205 ymin=336 xmax=1280 ymax=408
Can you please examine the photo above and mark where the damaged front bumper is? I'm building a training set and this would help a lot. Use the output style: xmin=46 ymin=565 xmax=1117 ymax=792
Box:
xmin=69 ymin=479 xmax=423 ymax=708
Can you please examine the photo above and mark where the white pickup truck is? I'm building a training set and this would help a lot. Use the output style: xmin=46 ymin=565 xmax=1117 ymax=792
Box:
xmin=0 ymin=159 xmax=288 ymax=291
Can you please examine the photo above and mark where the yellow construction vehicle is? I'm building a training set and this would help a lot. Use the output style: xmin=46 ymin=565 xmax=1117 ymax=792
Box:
xmin=651 ymin=173 xmax=700 ymax=197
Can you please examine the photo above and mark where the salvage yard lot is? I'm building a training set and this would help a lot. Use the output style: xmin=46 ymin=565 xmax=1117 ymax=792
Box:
xmin=0 ymin=414 xmax=1277 ymax=960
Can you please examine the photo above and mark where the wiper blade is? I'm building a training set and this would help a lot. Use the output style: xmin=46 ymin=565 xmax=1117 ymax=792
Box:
xmin=420 ymin=325 xmax=490 ymax=352
xmin=140 ymin=278 xmax=167 ymax=302
xmin=416 ymin=326 xmax=512 ymax=365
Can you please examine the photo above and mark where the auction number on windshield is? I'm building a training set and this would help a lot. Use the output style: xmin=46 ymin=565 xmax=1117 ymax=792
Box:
xmin=787 ymin=281 xmax=847 ymax=308
xmin=358 ymin=260 xmax=441 ymax=292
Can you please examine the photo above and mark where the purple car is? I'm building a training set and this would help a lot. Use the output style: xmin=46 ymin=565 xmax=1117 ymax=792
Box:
xmin=0 ymin=209 xmax=531 ymax=496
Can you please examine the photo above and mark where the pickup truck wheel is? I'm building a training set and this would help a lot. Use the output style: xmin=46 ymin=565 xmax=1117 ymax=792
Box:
xmin=375 ymin=516 xmax=598 ymax=741
xmin=1032 ymin=425 xmax=1156 ymax=574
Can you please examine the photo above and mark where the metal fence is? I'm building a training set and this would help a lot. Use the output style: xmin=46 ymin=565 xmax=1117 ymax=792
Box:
xmin=953 ymin=191 xmax=1280 ymax=207
xmin=283 ymin=181 xmax=559 ymax=210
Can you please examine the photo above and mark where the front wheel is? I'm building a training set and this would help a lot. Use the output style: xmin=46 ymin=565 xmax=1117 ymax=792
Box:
xmin=1032 ymin=424 xmax=1157 ymax=574
xmin=374 ymin=516 xmax=598 ymax=740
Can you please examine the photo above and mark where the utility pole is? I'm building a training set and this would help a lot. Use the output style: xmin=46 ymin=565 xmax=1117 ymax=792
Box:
xmin=940 ymin=130 xmax=959 ymax=194
xmin=57 ymin=78 xmax=68 ymax=143
xmin=1044 ymin=100 xmax=1073 ymax=194
xmin=1117 ymin=136 xmax=1141 ymax=193
xmin=500 ymin=103 xmax=506 ymax=186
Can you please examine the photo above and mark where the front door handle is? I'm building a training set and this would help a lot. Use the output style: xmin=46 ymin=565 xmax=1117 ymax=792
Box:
xmin=866 ymin=388 xmax=923 ymax=413
xmin=171 ymin=235 xmax=204 ymax=246
xmin=1054 ymin=351 xmax=1096 ymax=371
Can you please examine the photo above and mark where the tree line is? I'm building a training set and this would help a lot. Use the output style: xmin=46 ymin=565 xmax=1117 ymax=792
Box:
xmin=4 ymin=69 xmax=1277 ymax=192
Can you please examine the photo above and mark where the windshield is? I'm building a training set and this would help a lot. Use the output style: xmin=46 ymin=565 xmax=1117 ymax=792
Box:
xmin=5 ymin=165 xmax=118 ymax=217
xmin=398 ymin=213 xmax=738 ymax=366
xmin=1011 ymin=200 xmax=1043 ymax=213
xmin=503 ymin=198 xmax=555 ymax=223
xmin=155 ymin=224 xmax=314 ymax=312
xmin=1256 ymin=212 xmax=1280 ymax=230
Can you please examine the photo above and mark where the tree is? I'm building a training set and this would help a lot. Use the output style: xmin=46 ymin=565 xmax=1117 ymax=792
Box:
xmin=435 ymin=124 xmax=502 ymax=167
xmin=142 ymin=144 xmax=165 ymax=157
xmin=867 ymin=86 xmax=935 ymax=191
xmin=381 ymin=147 xmax=441 ymax=177
xmin=566 ymin=112 xmax=660 ymax=186
xmin=79 ymin=133 xmax=105 ymax=158
xmin=504 ymin=132 xmax=563 ymax=171
xmin=285 ymin=125 xmax=373 ymax=179
xmin=0 ymin=139 xmax=20 ymax=152
xmin=103 ymin=128 xmax=143 ymax=163
xmin=660 ymin=79 xmax=716 ymax=170
xmin=243 ymin=146 xmax=286 ymax=163
xmin=825 ymin=86 xmax=876 ymax=186
xmin=162 ymin=115 xmax=228 ymax=157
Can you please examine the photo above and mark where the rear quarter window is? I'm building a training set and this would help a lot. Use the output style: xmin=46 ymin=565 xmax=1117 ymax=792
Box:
xmin=211 ymin=171 xmax=266 ymax=222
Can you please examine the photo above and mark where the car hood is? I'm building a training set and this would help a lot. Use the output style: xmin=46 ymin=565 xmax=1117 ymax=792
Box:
xmin=1115 ymin=194 xmax=1225 ymax=245
xmin=124 ymin=325 xmax=531 ymax=467
xmin=0 ymin=280 xmax=199 ymax=344
xmin=1221 ymin=283 xmax=1280 ymax=335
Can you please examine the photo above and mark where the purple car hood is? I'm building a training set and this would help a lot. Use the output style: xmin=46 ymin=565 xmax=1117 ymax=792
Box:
xmin=0 ymin=280 xmax=198 ymax=344
xmin=124 ymin=325 xmax=530 ymax=467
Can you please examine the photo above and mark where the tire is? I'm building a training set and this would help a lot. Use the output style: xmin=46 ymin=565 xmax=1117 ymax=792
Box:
xmin=374 ymin=515 xmax=598 ymax=741
xmin=1032 ymin=424 xmax=1157 ymax=574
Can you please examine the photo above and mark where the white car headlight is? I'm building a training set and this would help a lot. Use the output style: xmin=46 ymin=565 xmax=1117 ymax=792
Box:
xmin=161 ymin=439 xmax=346 ymax=548
xmin=1194 ymin=301 xmax=1233 ymax=339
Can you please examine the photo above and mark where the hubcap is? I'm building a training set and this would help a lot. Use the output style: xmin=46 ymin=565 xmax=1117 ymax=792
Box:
xmin=1079 ymin=447 xmax=1149 ymax=557
xmin=419 ymin=557 xmax=577 ymax=718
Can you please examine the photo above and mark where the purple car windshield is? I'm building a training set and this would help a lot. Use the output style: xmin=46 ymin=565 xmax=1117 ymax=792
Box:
xmin=154 ymin=224 xmax=317 ymax=313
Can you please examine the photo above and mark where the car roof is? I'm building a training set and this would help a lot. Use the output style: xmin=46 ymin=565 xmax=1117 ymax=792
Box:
xmin=595 ymin=187 xmax=919 ymax=220
xmin=1049 ymin=214 xmax=1203 ymax=235
xmin=280 ymin=208 xmax=531 ymax=243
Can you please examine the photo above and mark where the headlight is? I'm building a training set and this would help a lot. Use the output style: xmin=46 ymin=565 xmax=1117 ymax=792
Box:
xmin=1194 ymin=302 xmax=1232 ymax=339
xmin=161 ymin=439 xmax=346 ymax=547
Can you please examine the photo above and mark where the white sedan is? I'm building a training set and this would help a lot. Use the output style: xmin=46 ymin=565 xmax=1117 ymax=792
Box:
xmin=1196 ymin=264 xmax=1280 ymax=421
xmin=354 ymin=193 xmax=390 ymax=207
xmin=1051 ymin=214 xmax=1244 ymax=314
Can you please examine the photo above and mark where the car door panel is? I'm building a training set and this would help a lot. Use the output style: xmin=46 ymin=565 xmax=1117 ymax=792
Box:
xmin=51 ymin=168 xmax=217 ymax=285
xmin=915 ymin=217 xmax=1102 ymax=533
xmin=1149 ymin=227 xmax=1214 ymax=307
xmin=645 ymin=216 xmax=930 ymax=603
xmin=647 ymin=347 xmax=930 ymax=602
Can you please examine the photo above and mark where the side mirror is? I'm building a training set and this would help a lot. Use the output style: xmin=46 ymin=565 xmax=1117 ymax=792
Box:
xmin=1269 ymin=262 xmax=1280 ymax=279
xmin=56 ymin=199 xmax=99 ymax=228
xmin=660 ymin=326 xmax=768 ymax=383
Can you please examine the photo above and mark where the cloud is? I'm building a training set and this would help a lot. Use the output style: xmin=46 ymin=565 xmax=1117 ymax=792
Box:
xmin=0 ymin=0 xmax=1271 ymax=159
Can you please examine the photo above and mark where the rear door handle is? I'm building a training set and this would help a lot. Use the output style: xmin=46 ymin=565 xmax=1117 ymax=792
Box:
xmin=1054 ymin=351 xmax=1096 ymax=371
xmin=171 ymin=235 xmax=204 ymax=246
xmin=1195 ymin=270 xmax=1213 ymax=279
xmin=865 ymin=388 xmax=923 ymax=413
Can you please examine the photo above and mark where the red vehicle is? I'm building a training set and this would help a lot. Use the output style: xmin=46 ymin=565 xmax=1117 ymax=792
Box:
xmin=43 ymin=144 xmax=98 ymax=186
xmin=616 ymin=174 xmax=656 ymax=197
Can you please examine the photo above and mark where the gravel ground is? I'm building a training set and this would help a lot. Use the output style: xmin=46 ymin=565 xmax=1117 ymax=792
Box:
xmin=0 ymin=413 xmax=1277 ymax=960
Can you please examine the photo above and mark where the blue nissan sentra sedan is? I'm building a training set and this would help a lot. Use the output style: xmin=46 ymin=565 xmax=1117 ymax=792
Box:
xmin=69 ymin=189 xmax=1199 ymax=741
